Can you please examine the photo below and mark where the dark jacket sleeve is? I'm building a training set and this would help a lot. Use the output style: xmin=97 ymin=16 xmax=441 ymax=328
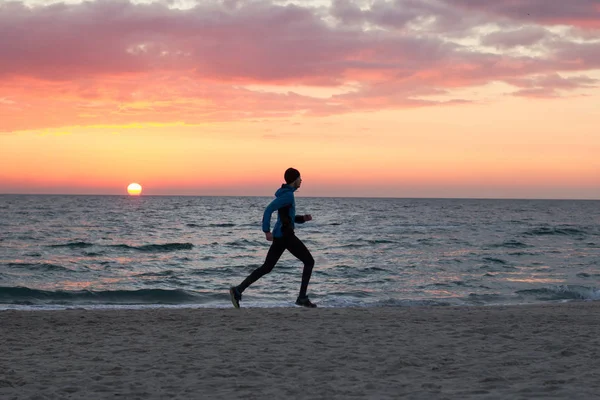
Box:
xmin=262 ymin=194 xmax=292 ymax=232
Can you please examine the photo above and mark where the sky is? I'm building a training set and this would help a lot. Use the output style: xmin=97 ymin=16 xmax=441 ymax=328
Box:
xmin=0 ymin=0 xmax=599 ymax=199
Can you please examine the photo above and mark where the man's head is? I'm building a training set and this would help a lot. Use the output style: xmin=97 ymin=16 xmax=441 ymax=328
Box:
xmin=284 ymin=167 xmax=302 ymax=189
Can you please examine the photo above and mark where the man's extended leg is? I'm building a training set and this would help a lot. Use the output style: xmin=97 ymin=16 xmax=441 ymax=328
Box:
xmin=236 ymin=238 xmax=286 ymax=294
xmin=285 ymin=235 xmax=315 ymax=303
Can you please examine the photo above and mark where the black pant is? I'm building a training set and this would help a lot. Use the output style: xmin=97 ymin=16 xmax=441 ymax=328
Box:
xmin=237 ymin=234 xmax=314 ymax=298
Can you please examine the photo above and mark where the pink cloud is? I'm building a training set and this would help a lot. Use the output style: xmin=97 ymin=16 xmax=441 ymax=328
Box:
xmin=481 ymin=27 xmax=551 ymax=49
xmin=0 ymin=0 xmax=599 ymax=132
xmin=506 ymin=73 xmax=598 ymax=98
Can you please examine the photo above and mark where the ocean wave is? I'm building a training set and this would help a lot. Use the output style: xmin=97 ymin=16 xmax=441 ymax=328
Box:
xmin=523 ymin=227 xmax=587 ymax=237
xmin=331 ymin=264 xmax=354 ymax=270
xmin=482 ymin=257 xmax=508 ymax=265
xmin=4 ymin=263 xmax=72 ymax=272
xmin=134 ymin=270 xmax=177 ymax=277
xmin=480 ymin=264 xmax=518 ymax=271
xmin=516 ymin=285 xmax=600 ymax=301
xmin=364 ymin=239 xmax=397 ymax=244
xmin=49 ymin=241 xmax=94 ymax=248
xmin=337 ymin=243 xmax=366 ymax=249
xmin=190 ymin=266 xmax=239 ymax=275
xmin=466 ymin=293 xmax=510 ymax=304
xmin=109 ymin=243 xmax=194 ymax=252
xmin=0 ymin=286 xmax=204 ymax=305
xmin=508 ymin=251 xmax=537 ymax=256
xmin=335 ymin=239 xmax=398 ymax=249
xmin=47 ymin=242 xmax=194 ymax=252
xmin=186 ymin=223 xmax=236 ymax=228
xmin=488 ymin=240 xmax=530 ymax=249
xmin=363 ymin=266 xmax=389 ymax=273
xmin=576 ymin=272 xmax=600 ymax=279
xmin=83 ymin=252 xmax=105 ymax=257
xmin=224 ymin=239 xmax=264 ymax=247
xmin=371 ymin=298 xmax=453 ymax=307
xmin=327 ymin=290 xmax=375 ymax=299
xmin=418 ymin=280 xmax=470 ymax=289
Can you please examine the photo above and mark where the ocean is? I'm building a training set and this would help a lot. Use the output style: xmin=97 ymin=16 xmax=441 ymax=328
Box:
xmin=0 ymin=195 xmax=598 ymax=310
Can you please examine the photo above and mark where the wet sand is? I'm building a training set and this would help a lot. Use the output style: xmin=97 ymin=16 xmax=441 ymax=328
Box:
xmin=1 ymin=302 xmax=599 ymax=399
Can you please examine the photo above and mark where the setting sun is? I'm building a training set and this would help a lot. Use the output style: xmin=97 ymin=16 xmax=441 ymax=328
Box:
xmin=127 ymin=183 xmax=142 ymax=196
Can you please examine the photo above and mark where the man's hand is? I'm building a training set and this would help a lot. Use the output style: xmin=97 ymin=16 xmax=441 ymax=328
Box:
xmin=304 ymin=214 xmax=312 ymax=221
xmin=265 ymin=232 xmax=273 ymax=241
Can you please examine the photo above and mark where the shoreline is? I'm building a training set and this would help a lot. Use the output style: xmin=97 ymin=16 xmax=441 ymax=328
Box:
xmin=0 ymin=298 xmax=596 ymax=312
xmin=2 ymin=297 xmax=596 ymax=311
xmin=2 ymin=301 xmax=599 ymax=399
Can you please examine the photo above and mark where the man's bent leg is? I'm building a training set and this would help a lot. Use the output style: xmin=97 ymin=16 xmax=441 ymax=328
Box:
xmin=285 ymin=235 xmax=315 ymax=299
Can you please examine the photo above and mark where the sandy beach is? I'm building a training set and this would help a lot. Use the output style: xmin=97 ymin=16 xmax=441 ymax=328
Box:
xmin=1 ymin=302 xmax=599 ymax=399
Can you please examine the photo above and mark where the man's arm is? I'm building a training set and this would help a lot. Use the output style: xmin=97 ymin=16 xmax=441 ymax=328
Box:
xmin=294 ymin=214 xmax=312 ymax=223
xmin=262 ymin=194 xmax=293 ymax=233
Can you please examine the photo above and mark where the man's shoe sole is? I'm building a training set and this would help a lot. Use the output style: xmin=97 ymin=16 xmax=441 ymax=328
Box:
xmin=229 ymin=288 xmax=240 ymax=309
xmin=295 ymin=300 xmax=317 ymax=308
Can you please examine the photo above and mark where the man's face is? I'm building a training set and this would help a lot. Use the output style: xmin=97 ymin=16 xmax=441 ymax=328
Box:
xmin=294 ymin=177 xmax=302 ymax=189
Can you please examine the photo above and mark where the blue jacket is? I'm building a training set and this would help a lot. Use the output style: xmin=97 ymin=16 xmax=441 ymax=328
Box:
xmin=262 ymin=184 xmax=306 ymax=238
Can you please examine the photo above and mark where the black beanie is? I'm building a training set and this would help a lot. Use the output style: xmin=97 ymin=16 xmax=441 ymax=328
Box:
xmin=284 ymin=168 xmax=301 ymax=184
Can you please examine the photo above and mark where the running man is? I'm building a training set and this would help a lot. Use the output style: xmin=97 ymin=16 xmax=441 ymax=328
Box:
xmin=229 ymin=168 xmax=317 ymax=308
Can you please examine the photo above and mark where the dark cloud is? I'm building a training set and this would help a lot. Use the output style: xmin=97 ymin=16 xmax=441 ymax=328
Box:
xmin=442 ymin=0 xmax=600 ymax=29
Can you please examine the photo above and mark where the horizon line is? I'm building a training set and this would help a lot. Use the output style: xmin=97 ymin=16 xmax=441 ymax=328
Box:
xmin=0 ymin=193 xmax=598 ymax=201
